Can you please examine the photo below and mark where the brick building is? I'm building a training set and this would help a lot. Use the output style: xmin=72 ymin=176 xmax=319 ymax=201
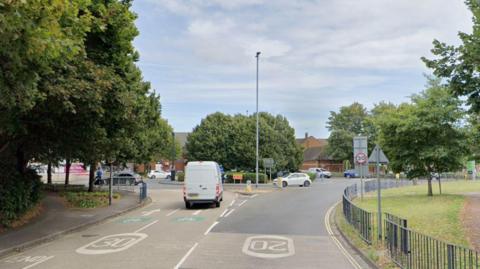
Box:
xmin=296 ymin=133 xmax=344 ymax=172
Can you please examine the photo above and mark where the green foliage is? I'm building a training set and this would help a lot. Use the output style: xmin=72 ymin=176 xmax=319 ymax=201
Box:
xmin=61 ymin=191 xmax=119 ymax=208
xmin=186 ymin=112 xmax=302 ymax=172
xmin=306 ymin=172 xmax=316 ymax=181
xmin=0 ymin=169 xmax=42 ymax=227
xmin=375 ymin=80 xmax=469 ymax=195
xmin=422 ymin=0 xmax=480 ymax=113
xmin=176 ymin=171 xmax=185 ymax=182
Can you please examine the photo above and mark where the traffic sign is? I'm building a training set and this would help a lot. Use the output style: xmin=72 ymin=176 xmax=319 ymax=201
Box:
xmin=368 ymin=145 xmax=389 ymax=164
xmin=355 ymin=152 xmax=368 ymax=164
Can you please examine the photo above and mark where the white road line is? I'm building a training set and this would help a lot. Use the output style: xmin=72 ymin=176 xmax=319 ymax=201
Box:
xmin=204 ymin=221 xmax=219 ymax=235
xmin=193 ymin=210 xmax=201 ymax=215
xmin=134 ymin=220 xmax=159 ymax=233
xmin=250 ymin=194 xmax=258 ymax=198
xmin=324 ymin=202 xmax=362 ymax=269
xmin=22 ymin=256 xmax=54 ymax=269
xmin=224 ymin=209 xmax=235 ymax=218
xmin=166 ymin=208 xmax=180 ymax=216
xmin=238 ymin=200 xmax=248 ymax=207
xmin=141 ymin=209 xmax=161 ymax=216
xmin=229 ymin=200 xmax=236 ymax=206
xmin=219 ymin=209 xmax=229 ymax=218
xmin=174 ymin=242 xmax=199 ymax=269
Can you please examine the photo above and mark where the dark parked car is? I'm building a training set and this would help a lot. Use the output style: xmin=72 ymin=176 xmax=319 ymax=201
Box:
xmin=344 ymin=169 xmax=358 ymax=178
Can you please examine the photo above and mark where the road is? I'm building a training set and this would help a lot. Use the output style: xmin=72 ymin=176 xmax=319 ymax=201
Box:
xmin=0 ymin=178 xmax=369 ymax=269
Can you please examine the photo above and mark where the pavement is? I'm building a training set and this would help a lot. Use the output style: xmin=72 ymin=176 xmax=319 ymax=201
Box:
xmin=0 ymin=190 xmax=146 ymax=258
xmin=0 ymin=178 xmax=372 ymax=269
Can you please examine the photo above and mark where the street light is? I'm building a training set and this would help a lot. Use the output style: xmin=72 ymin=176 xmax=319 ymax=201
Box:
xmin=255 ymin=51 xmax=261 ymax=188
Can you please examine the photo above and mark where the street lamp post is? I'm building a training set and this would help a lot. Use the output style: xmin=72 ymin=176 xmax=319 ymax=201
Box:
xmin=255 ymin=52 xmax=261 ymax=188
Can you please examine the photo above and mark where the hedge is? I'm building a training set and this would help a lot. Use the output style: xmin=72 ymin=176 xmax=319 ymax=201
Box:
xmin=0 ymin=169 xmax=42 ymax=227
xmin=224 ymin=172 xmax=268 ymax=183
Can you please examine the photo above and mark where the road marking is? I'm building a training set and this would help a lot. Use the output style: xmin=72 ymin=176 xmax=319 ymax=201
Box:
xmin=76 ymin=233 xmax=147 ymax=255
xmin=224 ymin=209 xmax=235 ymax=218
xmin=174 ymin=242 xmax=199 ymax=269
xmin=166 ymin=208 xmax=180 ymax=216
xmin=193 ymin=210 xmax=201 ymax=215
xmin=324 ymin=202 xmax=362 ymax=269
xmin=250 ymin=194 xmax=258 ymax=198
xmin=219 ymin=209 xmax=229 ymax=217
xmin=141 ymin=209 xmax=161 ymax=216
xmin=229 ymin=200 xmax=235 ymax=206
xmin=239 ymin=200 xmax=248 ymax=207
xmin=134 ymin=220 xmax=159 ymax=233
xmin=117 ymin=216 xmax=151 ymax=224
xmin=204 ymin=221 xmax=219 ymax=235
xmin=242 ymin=235 xmax=295 ymax=259
xmin=22 ymin=256 xmax=54 ymax=269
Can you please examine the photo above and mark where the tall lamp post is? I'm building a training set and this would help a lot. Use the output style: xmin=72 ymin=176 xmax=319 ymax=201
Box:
xmin=255 ymin=51 xmax=261 ymax=188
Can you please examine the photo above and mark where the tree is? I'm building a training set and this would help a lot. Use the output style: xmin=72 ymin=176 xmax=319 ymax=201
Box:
xmin=376 ymin=79 xmax=469 ymax=196
xmin=326 ymin=103 xmax=373 ymax=162
xmin=186 ymin=112 xmax=302 ymax=172
xmin=422 ymin=0 xmax=480 ymax=114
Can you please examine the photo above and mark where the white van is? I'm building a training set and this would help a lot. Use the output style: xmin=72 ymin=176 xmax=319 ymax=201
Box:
xmin=183 ymin=161 xmax=223 ymax=209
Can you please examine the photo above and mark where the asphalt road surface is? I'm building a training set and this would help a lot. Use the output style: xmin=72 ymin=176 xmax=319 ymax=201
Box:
xmin=0 ymin=178 xmax=370 ymax=269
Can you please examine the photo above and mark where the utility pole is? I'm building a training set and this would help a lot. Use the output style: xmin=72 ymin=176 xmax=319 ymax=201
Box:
xmin=255 ymin=51 xmax=261 ymax=188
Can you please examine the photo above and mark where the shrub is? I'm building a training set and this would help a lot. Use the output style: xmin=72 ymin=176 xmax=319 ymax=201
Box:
xmin=61 ymin=191 xmax=119 ymax=208
xmin=0 ymin=169 xmax=43 ymax=227
xmin=307 ymin=172 xmax=316 ymax=181
xmin=176 ymin=171 xmax=185 ymax=182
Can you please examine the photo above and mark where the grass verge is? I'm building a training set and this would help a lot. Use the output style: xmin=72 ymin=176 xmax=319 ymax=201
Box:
xmin=354 ymin=180 xmax=480 ymax=247
xmin=61 ymin=191 xmax=121 ymax=208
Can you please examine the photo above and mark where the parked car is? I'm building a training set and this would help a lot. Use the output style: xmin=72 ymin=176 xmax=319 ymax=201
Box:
xmin=148 ymin=170 xmax=170 ymax=180
xmin=307 ymin=168 xmax=332 ymax=178
xmin=344 ymin=169 xmax=358 ymax=178
xmin=111 ymin=171 xmax=142 ymax=185
xmin=183 ymin=161 xmax=223 ymax=209
xmin=273 ymin=173 xmax=312 ymax=188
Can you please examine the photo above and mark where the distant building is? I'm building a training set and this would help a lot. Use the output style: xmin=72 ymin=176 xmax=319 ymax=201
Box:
xmin=296 ymin=133 xmax=343 ymax=172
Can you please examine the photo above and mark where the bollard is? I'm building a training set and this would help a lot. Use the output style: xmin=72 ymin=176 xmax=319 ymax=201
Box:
xmin=245 ymin=180 xmax=252 ymax=193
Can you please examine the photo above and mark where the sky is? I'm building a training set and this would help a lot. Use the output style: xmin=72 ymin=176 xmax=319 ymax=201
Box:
xmin=131 ymin=0 xmax=473 ymax=138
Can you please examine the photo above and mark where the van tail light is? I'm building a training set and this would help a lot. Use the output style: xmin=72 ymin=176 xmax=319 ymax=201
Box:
xmin=216 ymin=183 xmax=220 ymax=195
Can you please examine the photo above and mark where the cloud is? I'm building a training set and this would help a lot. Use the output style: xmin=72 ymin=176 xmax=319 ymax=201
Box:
xmin=133 ymin=0 xmax=472 ymax=137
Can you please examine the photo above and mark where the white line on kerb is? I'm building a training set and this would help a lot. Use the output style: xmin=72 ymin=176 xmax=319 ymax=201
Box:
xmin=324 ymin=202 xmax=362 ymax=269
xmin=229 ymin=200 xmax=235 ymax=207
xmin=250 ymin=194 xmax=258 ymax=198
xmin=238 ymin=200 xmax=248 ymax=207
xmin=174 ymin=242 xmax=199 ymax=269
xmin=204 ymin=221 xmax=219 ymax=235
xmin=134 ymin=220 xmax=159 ymax=233
xmin=166 ymin=208 xmax=180 ymax=216
xmin=224 ymin=209 xmax=235 ymax=218
xmin=219 ymin=209 xmax=229 ymax=218
xmin=193 ymin=210 xmax=201 ymax=215
xmin=22 ymin=256 xmax=54 ymax=269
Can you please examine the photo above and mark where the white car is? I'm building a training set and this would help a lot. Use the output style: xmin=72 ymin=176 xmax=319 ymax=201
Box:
xmin=273 ymin=173 xmax=312 ymax=188
xmin=308 ymin=168 xmax=332 ymax=178
xmin=148 ymin=170 xmax=170 ymax=179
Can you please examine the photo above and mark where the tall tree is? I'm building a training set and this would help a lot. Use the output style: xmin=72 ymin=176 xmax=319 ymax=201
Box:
xmin=376 ymin=79 xmax=468 ymax=196
xmin=422 ymin=0 xmax=480 ymax=114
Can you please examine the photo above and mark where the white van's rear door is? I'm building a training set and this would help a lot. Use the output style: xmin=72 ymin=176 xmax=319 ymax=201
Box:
xmin=186 ymin=167 xmax=217 ymax=200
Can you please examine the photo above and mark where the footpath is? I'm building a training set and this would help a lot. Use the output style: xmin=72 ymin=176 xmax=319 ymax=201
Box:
xmin=463 ymin=193 xmax=480 ymax=251
xmin=0 ymin=190 xmax=149 ymax=258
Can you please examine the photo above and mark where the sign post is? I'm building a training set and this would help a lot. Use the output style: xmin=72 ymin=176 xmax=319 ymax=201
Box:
xmin=369 ymin=144 xmax=389 ymax=240
xmin=263 ymin=158 xmax=274 ymax=183
xmin=354 ymin=136 xmax=368 ymax=199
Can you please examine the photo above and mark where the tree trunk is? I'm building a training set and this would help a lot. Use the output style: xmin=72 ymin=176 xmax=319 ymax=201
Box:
xmin=88 ymin=162 xmax=95 ymax=192
xmin=65 ymin=158 xmax=71 ymax=185
xmin=16 ymin=145 xmax=27 ymax=174
xmin=438 ymin=177 xmax=442 ymax=195
xmin=47 ymin=161 xmax=52 ymax=184
xmin=427 ymin=177 xmax=433 ymax=196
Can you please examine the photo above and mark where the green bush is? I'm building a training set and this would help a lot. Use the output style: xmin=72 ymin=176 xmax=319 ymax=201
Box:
xmin=0 ymin=169 xmax=43 ymax=227
xmin=61 ymin=191 xmax=119 ymax=208
xmin=225 ymin=172 xmax=268 ymax=183
xmin=307 ymin=172 xmax=316 ymax=181
xmin=176 ymin=171 xmax=185 ymax=182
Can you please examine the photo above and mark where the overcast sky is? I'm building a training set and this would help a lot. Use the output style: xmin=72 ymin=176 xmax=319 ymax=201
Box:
xmin=131 ymin=0 xmax=472 ymax=138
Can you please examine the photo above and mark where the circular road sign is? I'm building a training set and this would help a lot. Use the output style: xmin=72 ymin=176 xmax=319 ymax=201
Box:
xmin=355 ymin=152 xmax=368 ymax=164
